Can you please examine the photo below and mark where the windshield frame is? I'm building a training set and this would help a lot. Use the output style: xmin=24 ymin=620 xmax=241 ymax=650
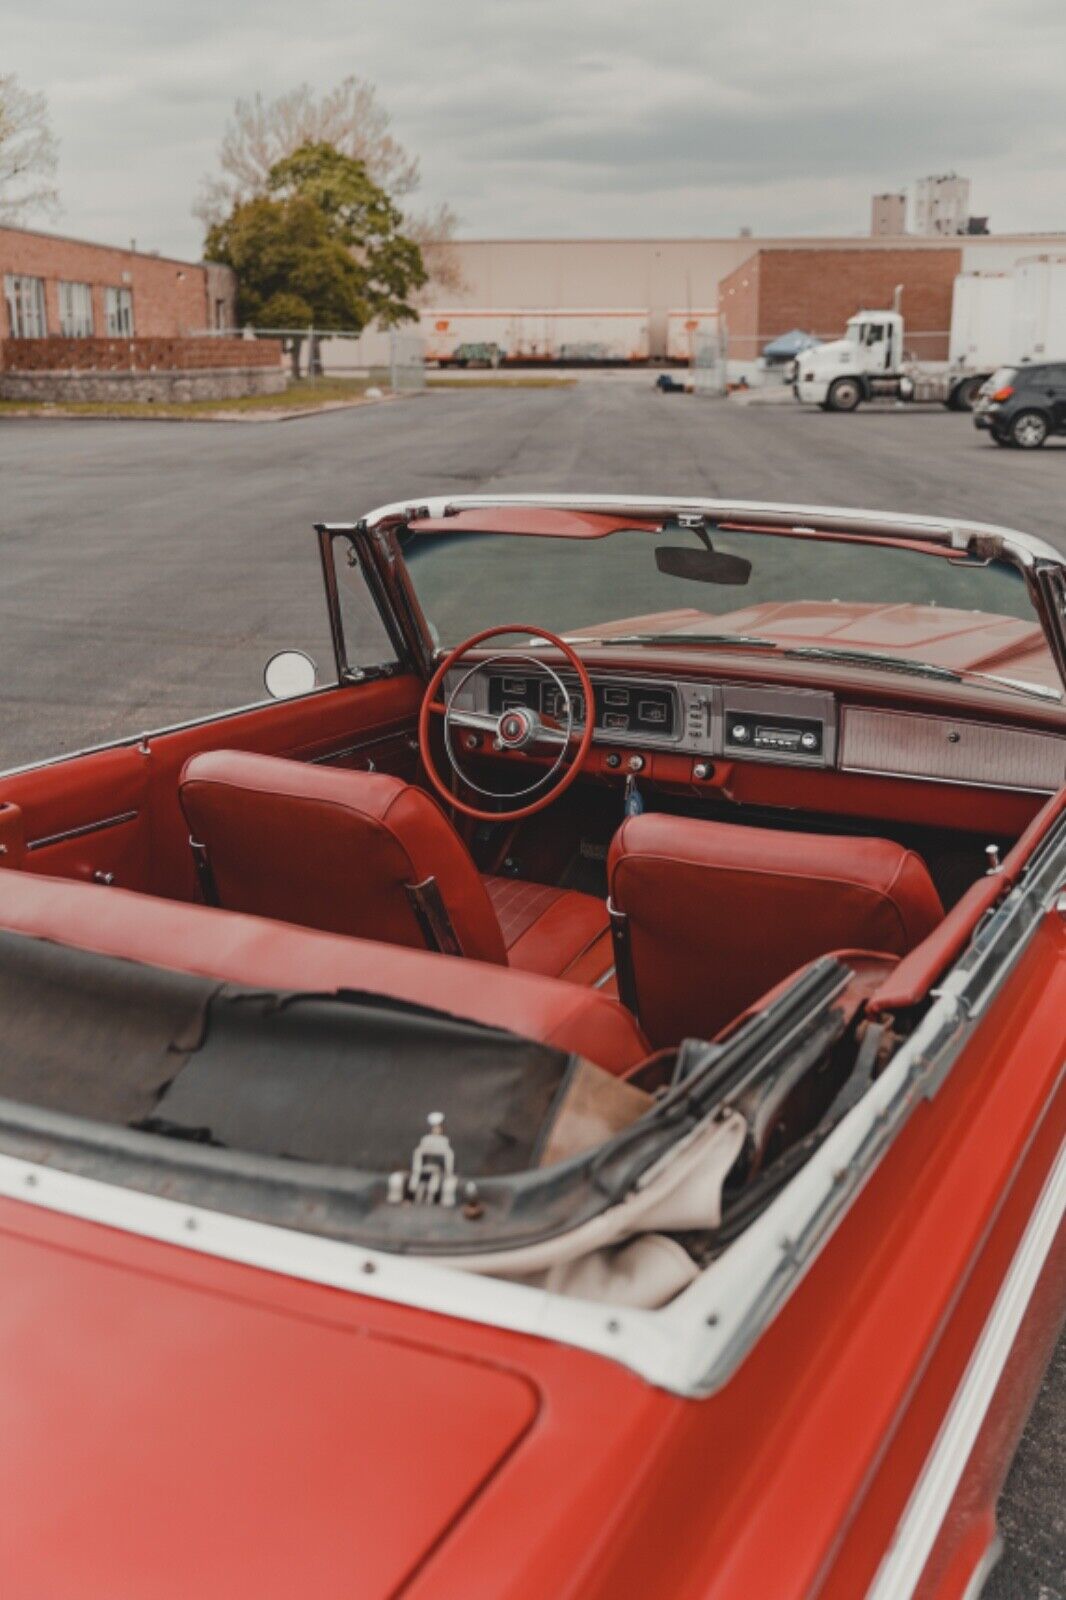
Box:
xmin=348 ymin=495 xmax=1066 ymax=697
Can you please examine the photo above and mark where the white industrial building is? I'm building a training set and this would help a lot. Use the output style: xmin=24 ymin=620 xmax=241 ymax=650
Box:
xmin=912 ymin=174 xmax=973 ymax=237
xmin=324 ymin=231 xmax=1066 ymax=371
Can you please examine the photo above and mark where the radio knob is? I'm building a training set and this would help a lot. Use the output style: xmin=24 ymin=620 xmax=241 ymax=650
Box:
xmin=731 ymin=723 xmax=750 ymax=742
xmin=800 ymin=732 xmax=818 ymax=751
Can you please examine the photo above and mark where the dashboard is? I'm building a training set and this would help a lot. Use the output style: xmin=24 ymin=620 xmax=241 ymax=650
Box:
xmin=451 ymin=665 xmax=838 ymax=769
xmin=444 ymin=663 xmax=1066 ymax=793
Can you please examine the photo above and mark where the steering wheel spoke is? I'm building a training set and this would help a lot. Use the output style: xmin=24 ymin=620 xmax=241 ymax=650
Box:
xmin=445 ymin=707 xmax=500 ymax=734
xmin=530 ymin=718 xmax=570 ymax=747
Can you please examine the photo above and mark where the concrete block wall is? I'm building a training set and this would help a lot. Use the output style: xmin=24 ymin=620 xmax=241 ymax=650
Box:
xmin=0 ymin=367 xmax=288 ymax=403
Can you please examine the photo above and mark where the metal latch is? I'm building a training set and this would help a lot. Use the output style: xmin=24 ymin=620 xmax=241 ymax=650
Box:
xmin=387 ymin=1113 xmax=459 ymax=1206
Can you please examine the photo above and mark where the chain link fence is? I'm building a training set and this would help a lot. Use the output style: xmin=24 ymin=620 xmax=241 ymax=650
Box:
xmin=189 ymin=324 xmax=425 ymax=390
xmin=388 ymin=328 xmax=426 ymax=392
xmin=690 ymin=324 xmax=729 ymax=396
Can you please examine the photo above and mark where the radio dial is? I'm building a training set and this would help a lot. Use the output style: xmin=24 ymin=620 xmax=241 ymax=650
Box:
xmin=731 ymin=723 xmax=750 ymax=742
xmin=800 ymin=732 xmax=818 ymax=751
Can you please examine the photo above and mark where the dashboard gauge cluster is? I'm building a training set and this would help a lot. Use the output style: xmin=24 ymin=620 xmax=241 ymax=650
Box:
xmin=487 ymin=674 xmax=677 ymax=741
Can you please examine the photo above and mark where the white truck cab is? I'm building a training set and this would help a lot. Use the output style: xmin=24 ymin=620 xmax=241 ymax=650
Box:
xmin=793 ymin=309 xmax=985 ymax=412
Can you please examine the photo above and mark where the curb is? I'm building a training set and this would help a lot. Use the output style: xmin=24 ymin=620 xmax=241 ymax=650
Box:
xmin=0 ymin=393 xmax=403 ymax=425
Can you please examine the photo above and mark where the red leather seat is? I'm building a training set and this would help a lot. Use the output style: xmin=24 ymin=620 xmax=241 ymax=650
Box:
xmin=179 ymin=751 xmax=612 ymax=984
xmin=0 ymin=872 xmax=648 ymax=1074
xmin=608 ymin=813 xmax=944 ymax=1048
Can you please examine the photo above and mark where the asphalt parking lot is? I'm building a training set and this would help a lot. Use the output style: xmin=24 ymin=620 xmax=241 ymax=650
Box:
xmin=0 ymin=381 xmax=1063 ymax=1594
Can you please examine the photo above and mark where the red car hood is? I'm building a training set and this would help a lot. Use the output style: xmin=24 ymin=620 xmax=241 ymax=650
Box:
xmin=581 ymin=600 xmax=1060 ymax=691
xmin=0 ymin=1198 xmax=538 ymax=1600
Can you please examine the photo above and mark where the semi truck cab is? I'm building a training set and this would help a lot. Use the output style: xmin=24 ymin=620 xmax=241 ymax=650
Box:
xmin=794 ymin=310 xmax=984 ymax=412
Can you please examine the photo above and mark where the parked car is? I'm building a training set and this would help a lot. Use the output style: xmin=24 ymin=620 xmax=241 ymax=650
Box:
xmin=443 ymin=340 xmax=505 ymax=369
xmin=1 ymin=496 xmax=1065 ymax=1599
xmin=975 ymin=361 xmax=1066 ymax=447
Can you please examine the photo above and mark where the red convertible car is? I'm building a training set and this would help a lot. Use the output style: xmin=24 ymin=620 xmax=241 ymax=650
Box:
xmin=0 ymin=495 xmax=1063 ymax=1599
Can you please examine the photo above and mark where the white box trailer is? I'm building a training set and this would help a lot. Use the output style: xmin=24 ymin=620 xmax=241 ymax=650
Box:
xmin=421 ymin=309 xmax=649 ymax=365
xmin=1010 ymin=256 xmax=1066 ymax=364
xmin=948 ymin=273 xmax=1013 ymax=370
xmin=665 ymin=310 xmax=721 ymax=363
xmin=551 ymin=312 xmax=650 ymax=363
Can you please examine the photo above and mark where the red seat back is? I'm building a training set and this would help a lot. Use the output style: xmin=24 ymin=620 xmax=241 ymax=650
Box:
xmin=179 ymin=751 xmax=507 ymax=965
xmin=609 ymin=813 xmax=944 ymax=1048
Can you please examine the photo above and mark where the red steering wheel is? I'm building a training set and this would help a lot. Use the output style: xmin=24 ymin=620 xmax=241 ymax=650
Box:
xmin=418 ymin=625 xmax=596 ymax=822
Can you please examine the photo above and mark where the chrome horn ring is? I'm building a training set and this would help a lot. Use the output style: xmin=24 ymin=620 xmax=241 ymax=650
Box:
xmin=442 ymin=650 xmax=575 ymax=801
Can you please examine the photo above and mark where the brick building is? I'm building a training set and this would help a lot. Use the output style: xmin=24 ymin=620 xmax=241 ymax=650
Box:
xmin=718 ymin=246 xmax=962 ymax=362
xmin=0 ymin=225 xmax=235 ymax=341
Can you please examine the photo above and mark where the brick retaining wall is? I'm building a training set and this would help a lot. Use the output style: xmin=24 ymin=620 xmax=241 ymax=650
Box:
xmin=0 ymin=336 xmax=283 ymax=372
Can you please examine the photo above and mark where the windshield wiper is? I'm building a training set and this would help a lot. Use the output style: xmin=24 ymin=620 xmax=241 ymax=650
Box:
xmin=563 ymin=632 xmax=779 ymax=650
xmin=781 ymin=646 xmax=961 ymax=682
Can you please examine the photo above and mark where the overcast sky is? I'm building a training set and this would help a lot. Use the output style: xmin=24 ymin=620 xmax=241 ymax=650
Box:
xmin=7 ymin=0 xmax=1066 ymax=260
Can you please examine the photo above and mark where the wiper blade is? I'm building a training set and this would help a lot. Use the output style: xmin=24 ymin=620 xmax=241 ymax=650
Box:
xmin=563 ymin=632 xmax=779 ymax=649
xmin=781 ymin=646 xmax=961 ymax=681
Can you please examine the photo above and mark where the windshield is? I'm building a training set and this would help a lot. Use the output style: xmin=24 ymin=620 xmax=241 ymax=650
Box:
xmin=401 ymin=524 xmax=1058 ymax=692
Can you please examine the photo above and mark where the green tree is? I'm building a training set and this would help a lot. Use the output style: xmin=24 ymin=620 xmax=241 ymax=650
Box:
xmin=205 ymin=142 xmax=426 ymax=377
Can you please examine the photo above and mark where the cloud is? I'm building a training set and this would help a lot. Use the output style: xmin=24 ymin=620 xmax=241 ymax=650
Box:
xmin=4 ymin=0 xmax=1065 ymax=257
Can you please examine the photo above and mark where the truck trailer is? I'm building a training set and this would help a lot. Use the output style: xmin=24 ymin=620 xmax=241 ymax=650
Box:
xmin=423 ymin=310 xmax=650 ymax=366
xmin=1010 ymin=255 xmax=1066 ymax=366
xmin=948 ymin=272 xmax=1013 ymax=371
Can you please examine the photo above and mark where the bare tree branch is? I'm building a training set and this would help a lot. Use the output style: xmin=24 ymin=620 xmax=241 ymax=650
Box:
xmin=194 ymin=78 xmax=420 ymax=227
xmin=0 ymin=74 xmax=59 ymax=224
xmin=408 ymin=201 xmax=466 ymax=296
xmin=195 ymin=77 xmax=465 ymax=295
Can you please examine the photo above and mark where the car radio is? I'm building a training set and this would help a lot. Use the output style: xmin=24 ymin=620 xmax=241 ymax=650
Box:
xmin=721 ymin=690 xmax=836 ymax=767
xmin=726 ymin=714 xmax=823 ymax=755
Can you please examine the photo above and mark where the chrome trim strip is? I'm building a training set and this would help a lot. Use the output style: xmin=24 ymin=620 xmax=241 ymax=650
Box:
xmin=25 ymin=810 xmax=139 ymax=852
xmin=0 ymin=686 xmax=343 ymax=782
xmin=365 ymin=493 xmax=1066 ymax=571
xmin=839 ymin=765 xmax=1057 ymax=797
xmin=868 ymin=1140 xmax=1066 ymax=1600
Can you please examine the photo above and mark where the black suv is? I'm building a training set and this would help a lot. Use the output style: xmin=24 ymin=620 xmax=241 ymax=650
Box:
xmin=974 ymin=362 xmax=1066 ymax=448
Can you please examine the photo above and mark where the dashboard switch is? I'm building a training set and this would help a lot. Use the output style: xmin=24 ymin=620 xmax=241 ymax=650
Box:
xmin=605 ymin=752 xmax=621 ymax=769
xmin=626 ymin=754 xmax=645 ymax=773
xmin=693 ymin=761 xmax=713 ymax=780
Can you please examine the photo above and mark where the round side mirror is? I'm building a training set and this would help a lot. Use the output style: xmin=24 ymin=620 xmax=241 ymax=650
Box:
xmin=263 ymin=649 xmax=318 ymax=700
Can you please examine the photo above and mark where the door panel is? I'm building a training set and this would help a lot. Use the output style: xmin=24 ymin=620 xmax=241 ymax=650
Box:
xmin=0 ymin=746 xmax=153 ymax=890
xmin=0 ymin=676 xmax=423 ymax=901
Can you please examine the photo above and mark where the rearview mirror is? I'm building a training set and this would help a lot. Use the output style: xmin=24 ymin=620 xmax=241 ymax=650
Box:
xmin=263 ymin=649 xmax=318 ymax=700
xmin=655 ymin=546 xmax=752 ymax=585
